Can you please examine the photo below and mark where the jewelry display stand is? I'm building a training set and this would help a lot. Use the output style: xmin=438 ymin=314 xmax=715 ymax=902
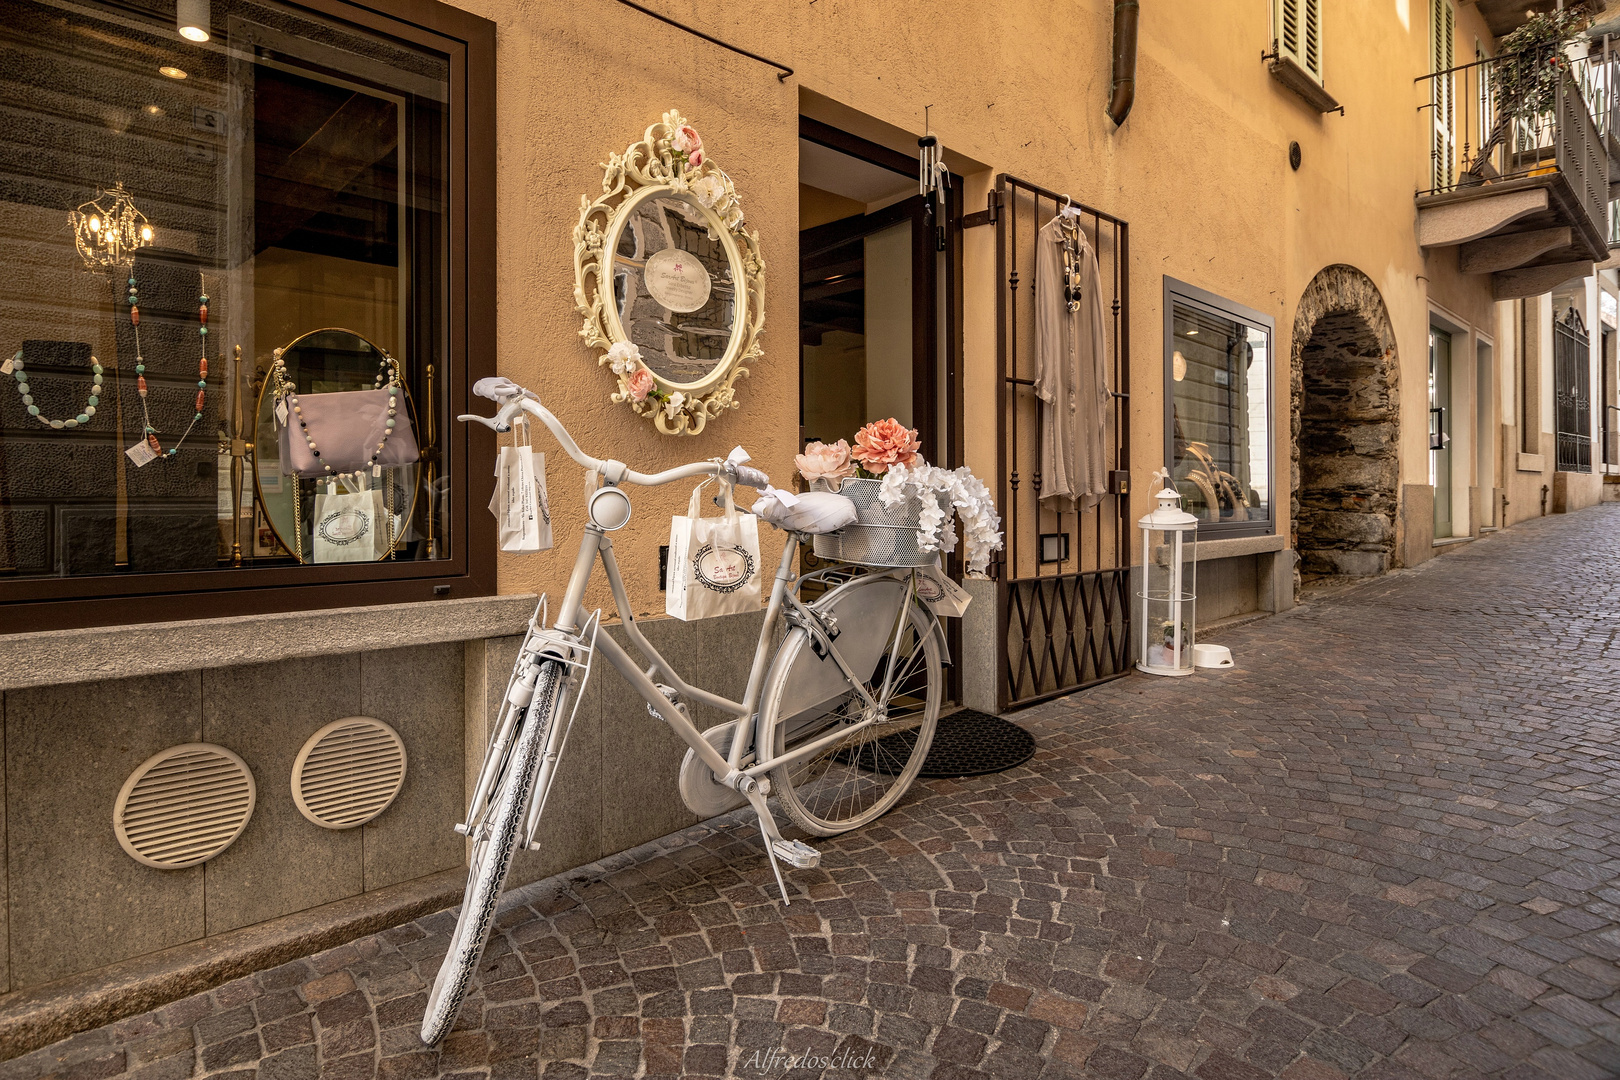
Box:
xmin=113 ymin=250 xmax=220 ymax=572
xmin=0 ymin=339 xmax=119 ymax=575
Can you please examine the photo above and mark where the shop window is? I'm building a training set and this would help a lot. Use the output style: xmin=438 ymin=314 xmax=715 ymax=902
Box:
xmin=1164 ymin=279 xmax=1274 ymax=537
xmin=0 ymin=0 xmax=493 ymax=629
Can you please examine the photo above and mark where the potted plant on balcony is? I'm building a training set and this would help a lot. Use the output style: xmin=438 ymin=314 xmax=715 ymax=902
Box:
xmin=1467 ymin=6 xmax=1589 ymax=182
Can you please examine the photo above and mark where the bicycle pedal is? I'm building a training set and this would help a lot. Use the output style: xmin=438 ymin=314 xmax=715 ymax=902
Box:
xmin=647 ymin=683 xmax=681 ymax=718
xmin=771 ymin=839 xmax=821 ymax=870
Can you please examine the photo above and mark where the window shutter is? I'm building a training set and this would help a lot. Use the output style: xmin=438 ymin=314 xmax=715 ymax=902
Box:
xmin=1274 ymin=0 xmax=1324 ymax=84
xmin=1431 ymin=0 xmax=1456 ymax=191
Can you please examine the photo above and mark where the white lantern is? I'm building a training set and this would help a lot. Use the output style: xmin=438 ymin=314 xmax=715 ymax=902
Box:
xmin=1137 ymin=469 xmax=1198 ymax=677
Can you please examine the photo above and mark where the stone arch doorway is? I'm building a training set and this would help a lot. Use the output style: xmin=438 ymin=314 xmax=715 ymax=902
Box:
xmin=1291 ymin=265 xmax=1400 ymax=583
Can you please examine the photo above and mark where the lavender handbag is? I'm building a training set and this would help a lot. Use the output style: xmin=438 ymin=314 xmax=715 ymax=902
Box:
xmin=277 ymin=388 xmax=421 ymax=477
xmin=272 ymin=346 xmax=421 ymax=478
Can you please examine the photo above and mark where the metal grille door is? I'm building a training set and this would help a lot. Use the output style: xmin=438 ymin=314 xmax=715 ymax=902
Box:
xmin=968 ymin=176 xmax=1132 ymax=710
xmin=1556 ymin=306 xmax=1593 ymax=473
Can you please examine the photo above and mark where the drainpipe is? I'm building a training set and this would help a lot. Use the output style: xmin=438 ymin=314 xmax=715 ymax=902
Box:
xmin=1108 ymin=0 xmax=1139 ymax=126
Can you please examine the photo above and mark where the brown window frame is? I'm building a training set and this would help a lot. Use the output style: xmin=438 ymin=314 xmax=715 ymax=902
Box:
xmin=0 ymin=0 xmax=496 ymax=634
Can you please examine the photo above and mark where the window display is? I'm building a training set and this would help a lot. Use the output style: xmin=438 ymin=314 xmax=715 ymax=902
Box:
xmin=1164 ymin=280 xmax=1273 ymax=535
xmin=0 ymin=0 xmax=456 ymax=593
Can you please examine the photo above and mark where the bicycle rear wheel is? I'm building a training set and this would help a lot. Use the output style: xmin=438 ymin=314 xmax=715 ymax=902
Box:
xmin=420 ymin=660 xmax=562 ymax=1045
xmin=763 ymin=574 xmax=941 ymax=836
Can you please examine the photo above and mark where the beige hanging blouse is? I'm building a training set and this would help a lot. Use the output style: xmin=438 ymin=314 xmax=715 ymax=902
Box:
xmin=1034 ymin=214 xmax=1108 ymax=510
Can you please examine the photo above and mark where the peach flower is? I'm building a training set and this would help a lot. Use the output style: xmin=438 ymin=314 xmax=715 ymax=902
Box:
xmin=626 ymin=368 xmax=655 ymax=402
xmin=672 ymin=125 xmax=702 ymax=155
xmin=850 ymin=418 xmax=922 ymax=475
xmin=795 ymin=439 xmax=856 ymax=487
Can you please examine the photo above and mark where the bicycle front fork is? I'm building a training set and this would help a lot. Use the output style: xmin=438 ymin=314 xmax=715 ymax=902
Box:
xmin=459 ymin=597 xmax=600 ymax=851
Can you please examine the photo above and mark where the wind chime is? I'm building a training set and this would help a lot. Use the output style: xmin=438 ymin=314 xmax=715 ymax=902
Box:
xmin=918 ymin=108 xmax=949 ymax=251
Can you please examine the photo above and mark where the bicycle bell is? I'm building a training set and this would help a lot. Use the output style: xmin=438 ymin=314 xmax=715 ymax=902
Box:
xmin=588 ymin=484 xmax=632 ymax=530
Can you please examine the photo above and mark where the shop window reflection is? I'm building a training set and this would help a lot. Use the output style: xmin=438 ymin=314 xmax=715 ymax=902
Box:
xmin=1167 ymin=293 xmax=1272 ymax=533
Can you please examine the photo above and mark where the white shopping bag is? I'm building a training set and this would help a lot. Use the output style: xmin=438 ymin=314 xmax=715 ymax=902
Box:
xmin=488 ymin=421 xmax=552 ymax=553
xmin=912 ymin=562 xmax=972 ymax=618
xmin=666 ymin=478 xmax=762 ymax=621
xmin=313 ymin=484 xmax=384 ymax=563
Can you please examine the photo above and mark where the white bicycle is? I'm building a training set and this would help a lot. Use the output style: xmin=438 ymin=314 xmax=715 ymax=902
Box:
xmin=419 ymin=377 xmax=944 ymax=1044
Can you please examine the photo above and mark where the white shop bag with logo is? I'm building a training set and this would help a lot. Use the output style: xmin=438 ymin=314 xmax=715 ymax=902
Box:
xmin=487 ymin=420 xmax=552 ymax=553
xmin=666 ymin=478 xmax=761 ymax=621
xmin=313 ymin=483 xmax=385 ymax=563
xmin=912 ymin=561 xmax=973 ymax=618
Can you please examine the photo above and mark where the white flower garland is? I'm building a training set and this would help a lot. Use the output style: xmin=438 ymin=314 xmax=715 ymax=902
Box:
xmin=876 ymin=463 xmax=1004 ymax=575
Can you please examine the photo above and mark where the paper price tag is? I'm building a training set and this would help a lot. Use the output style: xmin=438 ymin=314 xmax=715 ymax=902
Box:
xmin=125 ymin=440 xmax=158 ymax=468
xmin=275 ymin=398 xmax=288 ymax=426
xmin=0 ymin=356 xmax=13 ymax=376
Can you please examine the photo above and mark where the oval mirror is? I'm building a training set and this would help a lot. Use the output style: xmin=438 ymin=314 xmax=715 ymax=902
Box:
xmin=252 ymin=328 xmax=421 ymax=563
xmin=575 ymin=109 xmax=764 ymax=436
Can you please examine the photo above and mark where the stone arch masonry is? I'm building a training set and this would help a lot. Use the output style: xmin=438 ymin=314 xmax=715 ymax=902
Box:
xmin=1291 ymin=265 xmax=1401 ymax=583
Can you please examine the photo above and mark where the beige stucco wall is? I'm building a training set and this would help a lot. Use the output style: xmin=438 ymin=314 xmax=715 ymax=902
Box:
xmin=443 ymin=0 xmax=1504 ymax=604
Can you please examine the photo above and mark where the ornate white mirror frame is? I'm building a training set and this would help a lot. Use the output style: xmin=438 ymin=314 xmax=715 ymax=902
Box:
xmin=573 ymin=109 xmax=765 ymax=436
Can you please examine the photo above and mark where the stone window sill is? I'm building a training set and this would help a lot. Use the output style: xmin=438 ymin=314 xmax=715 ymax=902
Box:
xmin=1154 ymin=532 xmax=1288 ymax=565
xmin=1517 ymin=451 xmax=1546 ymax=472
xmin=0 ymin=594 xmax=539 ymax=690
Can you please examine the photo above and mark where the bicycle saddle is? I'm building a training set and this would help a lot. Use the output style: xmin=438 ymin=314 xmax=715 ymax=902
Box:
xmin=751 ymin=490 xmax=857 ymax=535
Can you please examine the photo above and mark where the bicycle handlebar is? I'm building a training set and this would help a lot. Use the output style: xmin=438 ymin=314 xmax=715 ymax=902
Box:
xmin=459 ymin=379 xmax=771 ymax=492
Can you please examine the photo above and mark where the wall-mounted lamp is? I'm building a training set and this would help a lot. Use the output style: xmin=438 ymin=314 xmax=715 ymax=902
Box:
xmin=177 ymin=0 xmax=210 ymax=42
xmin=1172 ymin=350 xmax=1187 ymax=382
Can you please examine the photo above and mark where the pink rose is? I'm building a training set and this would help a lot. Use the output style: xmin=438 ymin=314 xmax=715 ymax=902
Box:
xmin=626 ymin=368 xmax=654 ymax=402
xmin=672 ymin=125 xmax=702 ymax=155
xmin=688 ymin=150 xmax=703 ymax=168
xmin=850 ymin=418 xmax=922 ymax=475
xmin=795 ymin=439 xmax=856 ymax=487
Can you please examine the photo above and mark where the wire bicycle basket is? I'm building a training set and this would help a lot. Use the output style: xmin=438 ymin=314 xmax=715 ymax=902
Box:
xmin=813 ymin=477 xmax=950 ymax=568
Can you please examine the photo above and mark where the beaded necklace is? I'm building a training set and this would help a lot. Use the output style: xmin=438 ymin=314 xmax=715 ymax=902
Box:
xmin=129 ymin=271 xmax=209 ymax=458
xmin=8 ymin=349 xmax=103 ymax=429
xmin=270 ymin=346 xmax=402 ymax=483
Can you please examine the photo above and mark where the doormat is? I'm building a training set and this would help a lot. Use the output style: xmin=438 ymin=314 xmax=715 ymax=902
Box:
xmin=843 ymin=710 xmax=1036 ymax=777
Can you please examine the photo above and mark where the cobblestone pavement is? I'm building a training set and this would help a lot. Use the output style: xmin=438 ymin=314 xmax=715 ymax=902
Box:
xmin=8 ymin=508 xmax=1620 ymax=1080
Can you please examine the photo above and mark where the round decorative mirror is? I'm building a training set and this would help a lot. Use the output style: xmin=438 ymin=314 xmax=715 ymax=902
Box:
xmin=252 ymin=328 xmax=421 ymax=562
xmin=575 ymin=110 xmax=764 ymax=436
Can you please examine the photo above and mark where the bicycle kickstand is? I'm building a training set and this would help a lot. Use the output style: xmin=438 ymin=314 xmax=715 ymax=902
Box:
xmin=737 ymin=781 xmax=820 ymax=905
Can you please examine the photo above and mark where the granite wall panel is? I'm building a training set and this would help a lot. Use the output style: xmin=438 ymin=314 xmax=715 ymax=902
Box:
xmin=201 ymin=653 xmax=365 ymax=935
xmin=5 ymin=671 xmax=204 ymax=988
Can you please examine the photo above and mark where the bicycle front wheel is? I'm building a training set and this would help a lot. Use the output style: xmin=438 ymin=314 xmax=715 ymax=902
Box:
xmin=763 ymin=573 xmax=942 ymax=836
xmin=420 ymin=660 xmax=562 ymax=1045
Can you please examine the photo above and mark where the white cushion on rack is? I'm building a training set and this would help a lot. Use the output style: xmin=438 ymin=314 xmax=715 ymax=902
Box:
xmin=751 ymin=491 xmax=857 ymax=535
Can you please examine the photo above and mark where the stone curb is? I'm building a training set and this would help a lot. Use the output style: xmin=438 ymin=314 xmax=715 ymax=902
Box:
xmin=0 ymin=868 xmax=465 ymax=1060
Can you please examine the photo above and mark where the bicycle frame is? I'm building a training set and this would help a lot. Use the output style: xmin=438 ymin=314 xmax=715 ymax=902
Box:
xmin=555 ymin=518 xmax=907 ymax=789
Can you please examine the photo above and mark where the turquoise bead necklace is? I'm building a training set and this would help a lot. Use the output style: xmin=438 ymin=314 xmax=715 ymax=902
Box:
xmin=9 ymin=350 xmax=103 ymax=430
xmin=130 ymin=270 xmax=210 ymax=458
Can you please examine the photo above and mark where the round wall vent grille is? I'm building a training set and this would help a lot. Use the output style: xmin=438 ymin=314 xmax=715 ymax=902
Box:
xmin=292 ymin=717 xmax=407 ymax=830
xmin=114 ymin=743 xmax=257 ymax=869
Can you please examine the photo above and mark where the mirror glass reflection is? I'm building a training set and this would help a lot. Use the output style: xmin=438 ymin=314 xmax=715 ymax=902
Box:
xmin=254 ymin=329 xmax=421 ymax=562
xmin=611 ymin=194 xmax=737 ymax=385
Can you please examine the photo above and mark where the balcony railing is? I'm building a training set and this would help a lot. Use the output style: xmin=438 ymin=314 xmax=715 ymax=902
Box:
xmin=1418 ymin=51 xmax=1611 ymax=245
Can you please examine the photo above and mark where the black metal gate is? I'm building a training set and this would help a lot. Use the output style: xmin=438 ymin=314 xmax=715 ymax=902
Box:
xmin=965 ymin=176 xmax=1132 ymax=711
xmin=1555 ymin=306 xmax=1592 ymax=473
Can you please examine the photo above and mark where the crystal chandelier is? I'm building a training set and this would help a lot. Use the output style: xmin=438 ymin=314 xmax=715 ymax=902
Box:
xmin=69 ymin=183 xmax=153 ymax=272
